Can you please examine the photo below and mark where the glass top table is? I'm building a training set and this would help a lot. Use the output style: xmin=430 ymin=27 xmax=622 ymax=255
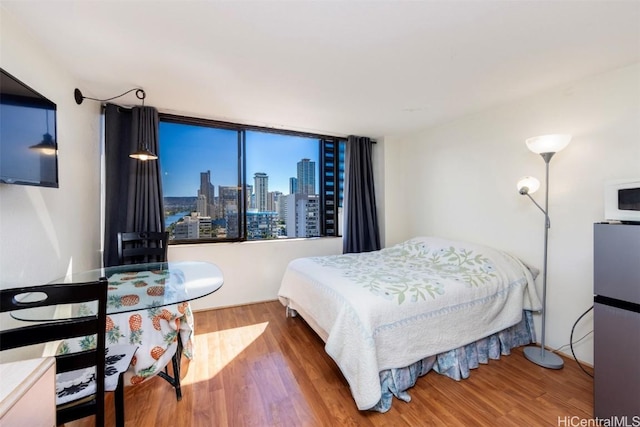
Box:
xmin=10 ymin=261 xmax=224 ymax=322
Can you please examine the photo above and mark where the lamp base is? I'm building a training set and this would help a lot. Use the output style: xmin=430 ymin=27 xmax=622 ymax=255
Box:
xmin=523 ymin=346 xmax=564 ymax=369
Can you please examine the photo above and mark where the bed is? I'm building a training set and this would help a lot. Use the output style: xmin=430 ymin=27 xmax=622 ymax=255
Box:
xmin=277 ymin=236 xmax=542 ymax=412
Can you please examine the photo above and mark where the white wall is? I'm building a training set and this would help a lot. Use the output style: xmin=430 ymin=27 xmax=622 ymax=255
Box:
xmin=378 ymin=135 xmax=411 ymax=247
xmin=0 ymin=8 xmax=103 ymax=284
xmin=0 ymin=8 xmax=103 ymax=362
xmin=169 ymin=237 xmax=342 ymax=311
xmin=384 ymin=63 xmax=640 ymax=364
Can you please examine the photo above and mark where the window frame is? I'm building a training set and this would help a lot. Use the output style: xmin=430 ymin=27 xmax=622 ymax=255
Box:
xmin=159 ymin=112 xmax=345 ymax=245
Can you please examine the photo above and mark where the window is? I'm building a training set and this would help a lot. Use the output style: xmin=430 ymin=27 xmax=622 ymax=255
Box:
xmin=159 ymin=114 xmax=345 ymax=243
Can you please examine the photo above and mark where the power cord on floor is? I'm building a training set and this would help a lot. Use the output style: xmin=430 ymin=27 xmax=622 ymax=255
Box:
xmin=553 ymin=330 xmax=593 ymax=353
xmin=568 ymin=305 xmax=594 ymax=378
xmin=550 ymin=305 xmax=594 ymax=377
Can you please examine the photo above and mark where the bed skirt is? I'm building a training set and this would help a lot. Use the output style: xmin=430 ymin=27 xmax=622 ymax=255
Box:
xmin=372 ymin=310 xmax=535 ymax=412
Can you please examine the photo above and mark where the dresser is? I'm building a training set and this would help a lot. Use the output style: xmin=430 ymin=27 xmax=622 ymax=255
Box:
xmin=0 ymin=357 xmax=56 ymax=427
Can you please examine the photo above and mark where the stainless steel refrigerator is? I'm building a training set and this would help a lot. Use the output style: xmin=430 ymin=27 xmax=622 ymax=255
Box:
xmin=593 ymin=222 xmax=640 ymax=418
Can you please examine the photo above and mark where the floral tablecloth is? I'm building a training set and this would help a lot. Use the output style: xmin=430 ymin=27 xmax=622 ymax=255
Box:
xmin=57 ymin=269 xmax=195 ymax=386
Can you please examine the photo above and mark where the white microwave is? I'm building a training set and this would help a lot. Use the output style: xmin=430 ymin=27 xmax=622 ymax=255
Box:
xmin=604 ymin=179 xmax=640 ymax=223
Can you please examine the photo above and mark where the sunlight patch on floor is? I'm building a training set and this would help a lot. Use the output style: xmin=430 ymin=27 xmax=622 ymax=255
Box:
xmin=182 ymin=321 xmax=269 ymax=384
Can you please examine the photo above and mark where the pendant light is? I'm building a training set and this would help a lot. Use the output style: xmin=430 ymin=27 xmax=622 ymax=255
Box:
xmin=74 ymin=87 xmax=157 ymax=161
xmin=29 ymin=109 xmax=57 ymax=155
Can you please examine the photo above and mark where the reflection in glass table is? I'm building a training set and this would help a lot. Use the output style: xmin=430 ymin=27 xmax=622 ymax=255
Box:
xmin=9 ymin=261 xmax=224 ymax=400
xmin=11 ymin=261 xmax=224 ymax=321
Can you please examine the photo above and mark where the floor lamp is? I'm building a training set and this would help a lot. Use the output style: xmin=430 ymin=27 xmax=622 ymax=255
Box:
xmin=517 ymin=134 xmax=571 ymax=370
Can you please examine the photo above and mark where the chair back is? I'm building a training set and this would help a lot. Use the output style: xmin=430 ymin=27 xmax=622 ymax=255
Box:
xmin=0 ymin=279 xmax=108 ymax=426
xmin=117 ymin=231 xmax=168 ymax=265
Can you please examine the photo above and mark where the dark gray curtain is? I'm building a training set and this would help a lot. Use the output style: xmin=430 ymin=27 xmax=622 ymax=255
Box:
xmin=343 ymin=135 xmax=381 ymax=254
xmin=103 ymin=103 xmax=165 ymax=267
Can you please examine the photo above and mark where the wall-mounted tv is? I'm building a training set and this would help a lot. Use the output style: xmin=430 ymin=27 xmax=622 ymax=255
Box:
xmin=0 ymin=68 xmax=58 ymax=188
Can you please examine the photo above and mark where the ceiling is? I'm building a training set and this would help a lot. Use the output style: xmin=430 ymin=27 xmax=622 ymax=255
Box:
xmin=2 ymin=1 xmax=639 ymax=138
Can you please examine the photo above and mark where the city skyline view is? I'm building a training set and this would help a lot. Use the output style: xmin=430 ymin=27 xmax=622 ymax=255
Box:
xmin=158 ymin=119 xmax=342 ymax=241
xmin=160 ymin=121 xmax=319 ymax=198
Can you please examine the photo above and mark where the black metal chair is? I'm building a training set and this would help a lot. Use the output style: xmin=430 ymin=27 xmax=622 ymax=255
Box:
xmin=117 ymin=231 xmax=169 ymax=265
xmin=0 ymin=279 xmax=135 ymax=427
xmin=116 ymin=230 xmax=185 ymax=400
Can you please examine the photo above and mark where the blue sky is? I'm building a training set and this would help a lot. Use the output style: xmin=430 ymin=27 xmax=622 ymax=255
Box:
xmin=160 ymin=122 xmax=318 ymax=197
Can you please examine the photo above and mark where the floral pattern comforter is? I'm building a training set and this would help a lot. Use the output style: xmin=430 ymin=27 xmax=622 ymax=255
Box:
xmin=278 ymin=236 xmax=541 ymax=410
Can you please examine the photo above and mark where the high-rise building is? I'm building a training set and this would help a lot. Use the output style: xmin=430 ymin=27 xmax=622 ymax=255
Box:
xmin=268 ymin=191 xmax=282 ymax=214
xmin=218 ymin=186 xmax=238 ymax=213
xmin=254 ymin=172 xmax=268 ymax=212
xmin=224 ymin=203 xmax=239 ymax=239
xmin=297 ymin=158 xmax=315 ymax=195
xmin=196 ymin=194 xmax=207 ymax=217
xmin=198 ymin=170 xmax=216 ymax=217
xmin=246 ymin=210 xmax=278 ymax=240
xmin=284 ymin=193 xmax=320 ymax=238
xmin=297 ymin=194 xmax=320 ymax=237
xmin=217 ymin=185 xmax=239 ymax=238
xmin=173 ymin=213 xmax=212 ymax=239
xmin=279 ymin=195 xmax=289 ymax=228
xmin=289 ymin=177 xmax=298 ymax=195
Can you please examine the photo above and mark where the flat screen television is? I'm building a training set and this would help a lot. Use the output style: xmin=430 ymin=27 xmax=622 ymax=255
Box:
xmin=0 ymin=68 xmax=58 ymax=188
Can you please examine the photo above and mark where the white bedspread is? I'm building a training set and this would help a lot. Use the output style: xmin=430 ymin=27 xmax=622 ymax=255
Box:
xmin=277 ymin=236 xmax=541 ymax=410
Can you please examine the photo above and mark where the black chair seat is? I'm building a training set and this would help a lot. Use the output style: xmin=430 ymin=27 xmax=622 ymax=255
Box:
xmin=0 ymin=280 xmax=136 ymax=427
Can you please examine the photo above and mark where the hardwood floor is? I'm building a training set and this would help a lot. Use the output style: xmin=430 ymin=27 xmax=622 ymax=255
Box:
xmin=67 ymin=301 xmax=594 ymax=426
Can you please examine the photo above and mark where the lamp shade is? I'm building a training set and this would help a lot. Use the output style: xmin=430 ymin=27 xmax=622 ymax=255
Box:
xmin=517 ymin=176 xmax=540 ymax=195
xmin=525 ymin=134 xmax=571 ymax=154
xmin=129 ymin=148 xmax=158 ymax=161
xmin=29 ymin=133 xmax=57 ymax=155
